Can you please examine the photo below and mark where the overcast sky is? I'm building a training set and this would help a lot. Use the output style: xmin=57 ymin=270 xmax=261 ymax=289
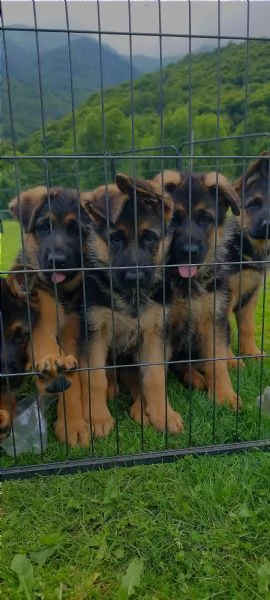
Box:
xmin=1 ymin=0 xmax=270 ymax=57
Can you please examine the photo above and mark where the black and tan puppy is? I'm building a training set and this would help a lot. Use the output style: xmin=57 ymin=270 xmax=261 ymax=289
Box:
xmin=223 ymin=151 xmax=270 ymax=365
xmin=8 ymin=186 xmax=90 ymax=446
xmin=154 ymin=170 xmax=241 ymax=409
xmin=0 ymin=270 xmax=39 ymax=440
xmin=79 ymin=173 xmax=184 ymax=437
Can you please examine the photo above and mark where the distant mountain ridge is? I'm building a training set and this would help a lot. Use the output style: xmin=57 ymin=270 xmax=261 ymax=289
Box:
xmin=2 ymin=25 xmax=217 ymax=141
xmin=2 ymin=27 xmax=142 ymax=139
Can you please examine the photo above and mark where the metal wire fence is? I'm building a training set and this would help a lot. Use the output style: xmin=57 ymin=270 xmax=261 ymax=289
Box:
xmin=1 ymin=0 xmax=270 ymax=480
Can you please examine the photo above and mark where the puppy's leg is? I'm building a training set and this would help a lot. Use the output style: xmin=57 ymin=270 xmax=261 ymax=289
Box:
xmin=203 ymin=319 xmax=242 ymax=411
xmin=138 ymin=311 xmax=184 ymax=434
xmin=235 ymin=291 xmax=263 ymax=358
xmin=80 ymin=331 xmax=115 ymax=439
xmin=174 ymin=364 xmax=207 ymax=390
xmin=28 ymin=291 xmax=77 ymax=391
xmin=54 ymin=315 xmax=90 ymax=448
xmin=119 ymin=366 xmax=150 ymax=426
xmin=0 ymin=392 xmax=16 ymax=440
xmin=227 ymin=346 xmax=245 ymax=369
xmin=106 ymin=368 xmax=120 ymax=401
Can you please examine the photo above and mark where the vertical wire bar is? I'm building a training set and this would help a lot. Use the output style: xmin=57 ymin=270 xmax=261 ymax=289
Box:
xmin=31 ymin=0 xmax=68 ymax=454
xmin=235 ymin=0 xmax=251 ymax=439
xmin=127 ymin=0 xmax=145 ymax=451
xmin=257 ymin=156 xmax=270 ymax=438
xmin=187 ymin=0 xmax=193 ymax=447
xmin=157 ymin=0 xmax=169 ymax=449
xmin=63 ymin=0 xmax=95 ymax=455
xmin=212 ymin=0 xmax=222 ymax=445
xmin=96 ymin=0 xmax=120 ymax=453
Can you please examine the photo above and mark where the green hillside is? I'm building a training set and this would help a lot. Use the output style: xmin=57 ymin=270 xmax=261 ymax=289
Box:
xmin=1 ymin=40 xmax=270 ymax=208
xmin=2 ymin=32 xmax=141 ymax=139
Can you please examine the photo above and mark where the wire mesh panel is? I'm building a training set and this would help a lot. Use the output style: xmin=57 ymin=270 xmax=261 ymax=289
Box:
xmin=1 ymin=0 xmax=270 ymax=480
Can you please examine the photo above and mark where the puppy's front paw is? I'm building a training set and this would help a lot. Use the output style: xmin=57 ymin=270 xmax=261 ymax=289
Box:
xmin=35 ymin=354 xmax=78 ymax=380
xmin=54 ymin=416 xmax=90 ymax=447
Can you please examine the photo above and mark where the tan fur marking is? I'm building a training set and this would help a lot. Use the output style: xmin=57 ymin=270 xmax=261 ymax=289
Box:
xmin=0 ymin=393 xmax=16 ymax=439
xmin=9 ymin=321 xmax=23 ymax=334
xmin=235 ymin=290 xmax=263 ymax=357
xmin=63 ymin=213 xmax=78 ymax=225
xmin=154 ymin=170 xmax=182 ymax=188
xmin=201 ymin=320 xmax=242 ymax=410
xmin=80 ymin=322 xmax=115 ymax=438
xmin=172 ymin=289 xmax=240 ymax=409
xmin=203 ymin=172 xmax=240 ymax=215
xmin=36 ymin=212 xmax=56 ymax=225
xmin=9 ymin=186 xmax=47 ymax=216
xmin=54 ymin=314 xmax=89 ymax=447
xmin=229 ymin=270 xmax=262 ymax=312
xmin=134 ymin=303 xmax=184 ymax=434
xmin=234 ymin=151 xmax=270 ymax=193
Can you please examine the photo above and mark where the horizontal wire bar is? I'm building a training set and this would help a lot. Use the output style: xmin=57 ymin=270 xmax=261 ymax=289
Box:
xmin=1 ymin=154 xmax=269 ymax=161
xmin=1 ymin=258 xmax=269 ymax=276
xmin=1 ymin=350 xmax=269 ymax=380
xmin=2 ymin=26 xmax=269 ymax=43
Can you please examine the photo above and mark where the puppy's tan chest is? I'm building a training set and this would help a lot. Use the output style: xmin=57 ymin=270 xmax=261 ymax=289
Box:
xmin=112 ymin=312 xmax=139 ymax=352
xmin=230 ymin=270 xmax=262 ymax=309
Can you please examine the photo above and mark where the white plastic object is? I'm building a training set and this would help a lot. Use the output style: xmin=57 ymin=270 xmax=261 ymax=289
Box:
xmin=0 ymin=394 xmax=47 ymax=457
xmin=256 ymin=386 xmax=270 ymax=414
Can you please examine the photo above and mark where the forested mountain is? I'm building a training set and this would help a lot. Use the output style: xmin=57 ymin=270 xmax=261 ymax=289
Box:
xmin=130 ymin=54 xmax=182 ymax=73
xmin=1 ymin=40 xmax=269 ymax=208
xmin=130 ymin=44 xmax=215 ymax=73
xmin=2 ymin=32 xmax=142 ymax=139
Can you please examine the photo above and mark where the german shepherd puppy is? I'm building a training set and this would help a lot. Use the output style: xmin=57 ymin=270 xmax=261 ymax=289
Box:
xmin=154 ymin=170 xmax=241 ymax=409
xmin=0 ymin=270 xmax=39 ymax=440
xmin=8 ymin=186 xmax=91 ymax=446
xmin=223 ymin=151 xmax=270 ymax=365
xmin=79 ymin=173 xmax=184 ymax=437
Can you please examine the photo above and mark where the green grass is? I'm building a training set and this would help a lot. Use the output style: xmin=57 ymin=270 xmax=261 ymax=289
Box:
xmin=2 ymin=452 xmax=270 ymax=599
xmin=0 ymin=220 xmax=22 ymax=272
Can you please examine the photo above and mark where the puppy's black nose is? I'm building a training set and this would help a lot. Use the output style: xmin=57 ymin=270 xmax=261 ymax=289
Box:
xmin=182 ymin=244 xmax=200 ymax=258
xmin=124 ymin=269 xmax=145 ymax=286
xmin=47 ymin=252 xmax=67 ymax=269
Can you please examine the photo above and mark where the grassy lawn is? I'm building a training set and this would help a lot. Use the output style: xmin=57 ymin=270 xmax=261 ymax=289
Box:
xmin=2 ymin=452 xmax=270 ymax=599
xmin=0 ymin=220 xmax=22 ymax=273
xmin=1 ymin=218 xmax=270 ymax=598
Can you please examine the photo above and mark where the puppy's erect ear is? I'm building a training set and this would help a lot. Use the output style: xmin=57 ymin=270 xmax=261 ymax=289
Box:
xmin=81 ymin=184 xmax=129 ymax=225
xmin=9 ymin=186 xmax=48 ymax=232
xmin=116 ymin=172 xmax=174 ymax=222
xmin=235 ymin=151 xmax=270 ymax=194
xmin=203 ymin=172 xmax=240 ymax=216
xmin=153 ymin=170 xmax=183 ymax=195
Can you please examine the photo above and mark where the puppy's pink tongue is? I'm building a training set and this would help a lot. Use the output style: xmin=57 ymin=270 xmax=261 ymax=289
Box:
xmin=178 ymin=266 xmax=198 ymax=278
xmin=51 ymin=273 xmax=66 ymax=284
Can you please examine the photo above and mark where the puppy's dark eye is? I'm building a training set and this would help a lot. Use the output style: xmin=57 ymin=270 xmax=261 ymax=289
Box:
xmin=36 ymin=220 xmax=51 ymax=234
xmin=67 ymin=220 xmax=79 ymax=235
xmin=172 ymin=212 xmax=184 ymax=226
xmin=196 ymin=212 xmax=214 ymax=226
xmin=141 ymin=231 xmax=159 ymax=246
xmin=13 ymin=328 xmax=30 ymax=347
xmin=110 ymin=231 xmax=126 ymax=247
xmin=247 ymin=198 xmax=262 ymax=211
